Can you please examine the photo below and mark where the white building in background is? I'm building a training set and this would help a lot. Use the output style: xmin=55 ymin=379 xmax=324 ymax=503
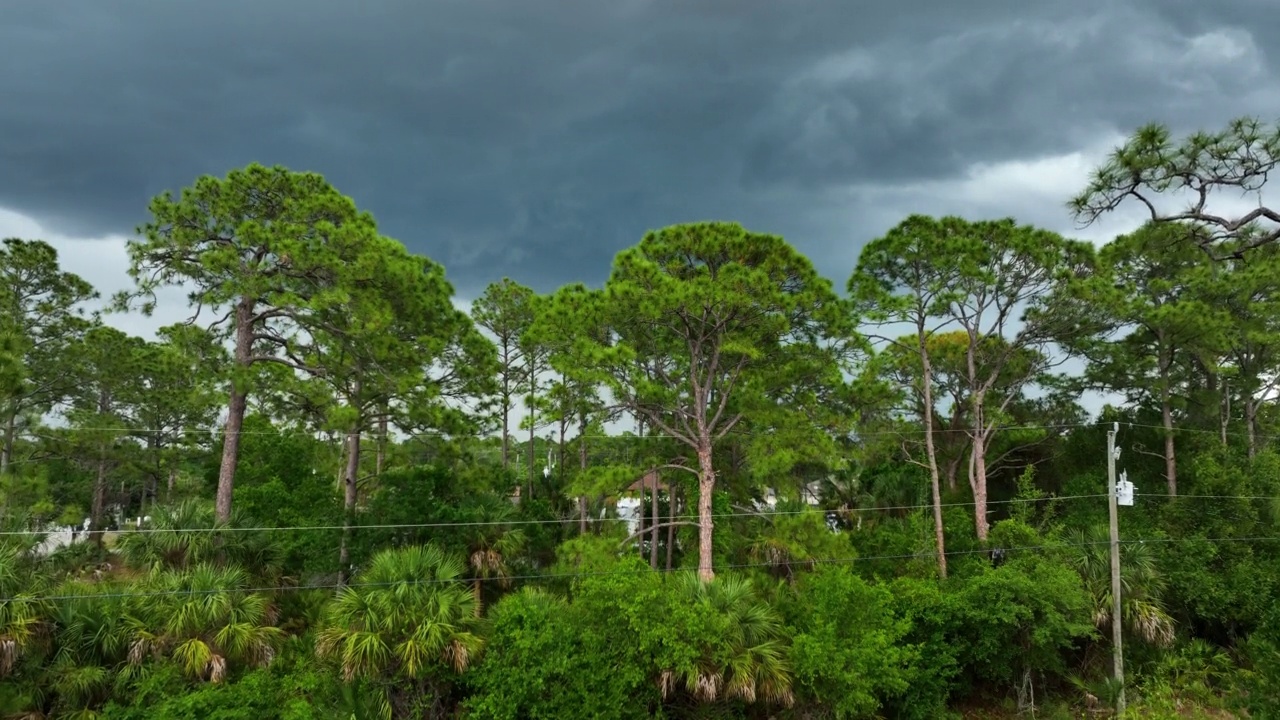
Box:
xmin=35 ymin=524 xmax=79 ymax=556
xmin=31 ymin=513 xmax=150 ymax=557
xmin=616 ymin=470 xmax=668 ymax=537
xmin=616 ymin=496 xmax=642 ymax=536
xmin=756 ymin=483 xmax=823 ymax=511
xmin=613 ymin=470 xmax=827 ymax=539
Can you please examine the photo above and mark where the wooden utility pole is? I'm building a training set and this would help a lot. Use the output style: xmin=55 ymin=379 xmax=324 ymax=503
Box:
xmin=1107 ymin=422 xmax=1126 ymax=716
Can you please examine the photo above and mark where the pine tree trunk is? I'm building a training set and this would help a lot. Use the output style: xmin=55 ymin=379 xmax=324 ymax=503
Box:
xmin=918 ymin=332 xmax=947 ymax=578
xmin=945 ymin=454 xmax=961 ymax=494
xmin=0 ymin=413 xmax=14 ymax=476
xmin=1245 ymin=397 xmax=1258 ymax=460
xmin=527 ymin=373 xmax=536 ymax=501
xmin=666 ymin=489 xmax=677 ymax=571
xmin=1161 ymin=379 xmax=1177 ymax=496
xmin=971 ymin=428 xmax=990 ymax=541
xmin=966 ymin=335 xmax=989 ymax=541
xmin=557 ymin=419 xmax=566 ymax=491
xmin=696 ymin=441 xmax=715 ymax=583
xmin=338 ymin=423 xmax=361 ymax=587
xmin=144 ymin=435 xmax=162 ymax=514
xmin=578 ymin=415 xmax=588 ymax=534
xmin=501 ymin=339 xmax=511 ymax=470
xmin=92 ymin=389 xmax=111 ymax=546
xmin=650 ymin=472 xmax=660 ymax=569
xmin=1220 ymin=379 xmax=1230 ymax=447
xmin=334 ymin=432 xmax=345 ymax=489
xmin=376 ymin=414 xmax=388 ymax=476
xmin=91 ymin=443 xmax=108 ymax=547
xmin=1158 ymin=344 xmax=1177 ymax=496
xmin=215 ymin=297 xmax=255 ymax=523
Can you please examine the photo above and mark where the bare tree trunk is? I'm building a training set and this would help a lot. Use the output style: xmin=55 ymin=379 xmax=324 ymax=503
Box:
xmin=971 ymin=427 xmax=990 ymax=541
xmin=92 ymin=389 xmax=111 ymax=546
xmin=338 ymin=415 xmax=362 ymax=587
xmin=144 ymin=470 xmax=158 ymax=517
xmin=965 ymin=335 xmax=989 ymax=542
xmin=1158 ymin=346 xmax=1177 ymax=496
xmin=578 ymin=415 xmax=588 ymax=534
xmin=696 ymin=440 xmax=715 ymax=583
xmin=942 ymin=453 xmax=962 ymax=491
xmin=666 ymin=489 xmax=677 ymax=571
xmin=215 ymin=297 xmax=255 ymax=523
xmin=334 ymin=432 xmax=345 ymax=489
xmin=649 ymin=473 xmax=660 ymax=570
xmin=145 ymin=435 xmax=160 ymax=514
xmin=557 ymin=417 xmax=566 ymax=491
xmin=945 ymin=454 xmax=961 ymax=494
xmin=0 ymin=413 xmax=14 ymax=476
xmin=1220 ymin=379 xmax=1230 ymax=447
xmin=167 ymin=466 xmax=177 ymax=504
xmin=943 ymin=409 xmax=968 ymax=493
xmin=376 ymin=413 xmax=388 ymax=476
xmin=501 ymin=344 xmax=511 ymax=469
xmin=91 ymin=443 xmax=108 ymax=547
xmin=527 ymin=389 xmax=536 ymax=502
xmin=1160 ymin=381 xmax=1177 ymax=497
xmin=918 ymin=332 xmax=947 ymax=579
xmin=1245 ymin=397 xmax=1258 ymax=459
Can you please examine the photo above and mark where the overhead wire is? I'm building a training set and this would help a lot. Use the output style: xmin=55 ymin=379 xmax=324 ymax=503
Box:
xmin=0 ymin=494 xmax=1114 ymax=536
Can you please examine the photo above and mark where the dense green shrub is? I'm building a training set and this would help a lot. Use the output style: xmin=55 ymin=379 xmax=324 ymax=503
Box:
xmin=781 ymin=567 xmax=913 ymax=719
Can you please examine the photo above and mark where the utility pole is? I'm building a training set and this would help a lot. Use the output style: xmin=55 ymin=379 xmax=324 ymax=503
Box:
xmin=1107 ymin=422 xmax=1126 ymax=716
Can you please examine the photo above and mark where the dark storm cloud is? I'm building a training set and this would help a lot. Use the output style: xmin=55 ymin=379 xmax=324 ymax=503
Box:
xmin=2 ymin=0 xmax=1279 ymax=299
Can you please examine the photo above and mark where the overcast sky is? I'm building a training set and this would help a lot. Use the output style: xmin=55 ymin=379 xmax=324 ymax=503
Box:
xmin=3 ymin=0 xmax=1279 ymax=342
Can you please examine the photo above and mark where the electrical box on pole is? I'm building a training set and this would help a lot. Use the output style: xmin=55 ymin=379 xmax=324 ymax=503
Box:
xmin=1117 ymin=470 xmax=1135 ymax=506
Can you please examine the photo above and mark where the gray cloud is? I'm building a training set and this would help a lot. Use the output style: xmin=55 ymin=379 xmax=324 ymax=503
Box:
xmin=3 ymin=0 xmax=1279 ymax=301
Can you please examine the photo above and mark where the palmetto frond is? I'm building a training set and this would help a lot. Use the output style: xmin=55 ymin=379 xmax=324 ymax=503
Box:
xmin=129 ymin=563 xmax=283 ymax=681
xmin=317 ymin=545 xmax=482 ymax=687
xmin=663 ymin=573 xmax=795 ymax=707
xmin=1071 ymin=525 xmax=1175 ymax=647
xmin=0 ymin=545 xmax=44 ymax=677
xmin=115 ymin=500 xmax=282 ymax=580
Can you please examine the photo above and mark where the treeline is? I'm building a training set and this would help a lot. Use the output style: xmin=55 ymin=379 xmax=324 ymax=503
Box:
xmin=0 ymin=119 xmax=1278 ymax=717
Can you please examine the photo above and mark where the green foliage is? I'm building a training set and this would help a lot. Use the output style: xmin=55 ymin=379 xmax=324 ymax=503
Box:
xmin=782 ymin=568 xmax=913 ymax=718
xmin=1242 ymin=606 xmax=1280 ymax=716
xmin=316 ymin=545 xmax=482 ymax=715
xmin=229 ymin=416 xmax=342 ymax=578
xmin=116 ymin=499 xmax=282 ymax=580
xmin=1154 ymin=450 xmax=1280 ymax=637
xmin=0 ymin=237 xmax=99 ymax=476
xmin=1071 ymin=116 xmax=1280 ymax=256
xmin=471 ymin=278 xmax=538 ymax=472
xmin=890 ymin=552 xmax=1095 ymax=708
xmin=102 ymin=642 xmax=345 ymax=720
xmin=465 ymin=587 xmax=654 ymax=720
xmin=744 ymin=507 xmax=855 ymax=582
xmin=4 ymin=162 xmax=1280 ymax=717
xmin=552 ymin=221 xmax=860 ymax=579
xmin=964 ymin=556 xmax=1095 ymax=684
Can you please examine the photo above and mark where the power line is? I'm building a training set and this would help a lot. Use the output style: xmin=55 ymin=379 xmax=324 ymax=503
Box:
xmin=3 ymin=489 xmax=1272 ymax=539
xmin=1121 ymin=420 xmax=1280 ymax=443
xmin=0 ymin=494 xmax=1112 ymax=537
xmin=1135 ymin=493 xmax=1279 ymax=501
